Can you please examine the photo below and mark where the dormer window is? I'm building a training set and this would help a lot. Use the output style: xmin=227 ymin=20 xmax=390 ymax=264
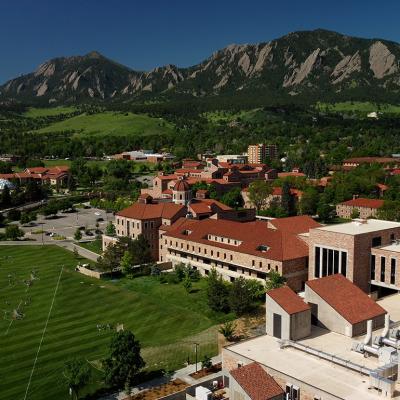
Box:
xmin=257 ymin=245 xmax=269 ymax=252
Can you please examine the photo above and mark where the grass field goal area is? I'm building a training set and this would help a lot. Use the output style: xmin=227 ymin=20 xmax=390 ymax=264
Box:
xmin=0 ymin=246 xmax=219 ymax=399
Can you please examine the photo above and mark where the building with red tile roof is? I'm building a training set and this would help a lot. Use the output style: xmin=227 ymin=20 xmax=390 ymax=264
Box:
xmin=160 ymin=215 xmax=319 ymax=290
xmin=336 ymin=197 xmax=384 ymax=219
xmin=305 ymin=274 xmax=386 ymax=336
xmin=0 ymin=166 xmax=70 ymax=187
xmin=230 ymin=362 xmax=284 ymax=400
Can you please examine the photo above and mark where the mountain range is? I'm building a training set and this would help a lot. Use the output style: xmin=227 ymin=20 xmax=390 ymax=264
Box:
xmin=2 ymin=29 xmax=400 ymax=104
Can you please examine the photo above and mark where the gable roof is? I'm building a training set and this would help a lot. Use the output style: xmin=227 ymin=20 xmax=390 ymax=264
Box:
xmin=117 ymin=202 xmax=185 ymax=220
xmin=306 ymin=274 xmax=386 ymax=324
xmin=267 ymin=215 xmax=321 ymax=235
xmin=230 ymin=362 xmax=284 ymax=400
xmin=339 ymin=198 xmax=384 ymax=209
xmin=188 ymin=199 xmax=231 ymax=215
xmin=267 ymin=286 xmax=310 ymax=315
xmin=163 ymin=216 xmax=313 ymax=261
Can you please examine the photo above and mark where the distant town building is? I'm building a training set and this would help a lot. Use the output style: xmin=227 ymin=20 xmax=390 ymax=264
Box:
xmin=336 ymin=198 xmax=384 ymax=219
xmin=112 ymin=150 xmax=174 ymax=163
xmin=342 ymin=157 xmax=400 ymax=171
xmin=247 ymin=144 xmax=278 ymax=164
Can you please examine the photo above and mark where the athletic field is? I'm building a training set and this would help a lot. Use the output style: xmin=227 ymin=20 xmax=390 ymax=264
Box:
xmin=0 ymin=246 xmax=219 ymax=399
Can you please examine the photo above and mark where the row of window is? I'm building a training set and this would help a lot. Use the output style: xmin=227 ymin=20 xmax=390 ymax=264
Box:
xmin=116 ymin=218 xmax=155 ymax=230
xmin=371 ymin=255 xmax=397 ymax=285
xmin=169 ymin=250 xmax=267 ymax=279
xmin=207 ymin=234 xmax=242 ymax=246
xmin=314 ymin=246 xmax=347 ymax=278
xmin=166 ymin=239 xmax=276 ymax=270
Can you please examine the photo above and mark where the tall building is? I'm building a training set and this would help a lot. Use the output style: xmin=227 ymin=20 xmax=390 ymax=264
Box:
xmin=247 ymin=144 xmax=278 ymax=163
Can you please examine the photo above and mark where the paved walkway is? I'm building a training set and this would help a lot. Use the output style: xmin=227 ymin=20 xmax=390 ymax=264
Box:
xmin=99 ymin=355 xmax=222 ymax=400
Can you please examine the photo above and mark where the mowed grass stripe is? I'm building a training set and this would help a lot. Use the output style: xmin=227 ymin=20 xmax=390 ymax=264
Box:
xmin=0 ymin=246 xmax=219 ymax=400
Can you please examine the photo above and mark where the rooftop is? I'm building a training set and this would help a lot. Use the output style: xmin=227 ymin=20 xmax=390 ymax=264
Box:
xmin=230 ymin=362 xmax=284 ymax=400
xmin=266 ymin=286 xmax=310 ymax=315
xmin=117 ymin=202 xmax=185 ymax=220
xmin=376 ymin=241 xmax=400 ymax=253
xmin=314 ymin=219 xmax=400 ymax=235
xmin=339 ymin=198 xmax=384 ymax=209
xmin=164 ymin=216 xmax=317 ymax=261
xmin=225 ymin=326 xmax=400 ymax=400
xmin=306 ymin=274 xmax=386 ymax=324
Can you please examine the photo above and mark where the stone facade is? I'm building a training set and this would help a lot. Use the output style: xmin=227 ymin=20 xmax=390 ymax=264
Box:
xmin=159 ymin=231 xmax=308 ymax=290
xmin=308 ymin=225 xmax=400 ymax=292
xmin=336 ymin=203 xmax=380 ymax=219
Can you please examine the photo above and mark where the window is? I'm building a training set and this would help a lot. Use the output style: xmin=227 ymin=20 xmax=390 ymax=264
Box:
xmin=252 ymin=260 xmax=255 ymax=266
xmin=341 ymin=252 xmax=347 ymax=277
xmin=391 ymin=258 xmax=396 ymax=285
xmin=371 ymin=255 xmax=376 ymax=280
xmin=391 ymin=233 xmax=395 ymax=241
xmin=381 ymin=256 xmax=386 ymax=282
xmin=372 ymin=236 xmax=382 ymax=247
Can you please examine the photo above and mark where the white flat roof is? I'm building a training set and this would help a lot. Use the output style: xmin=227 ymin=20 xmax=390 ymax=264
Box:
xmin=377 ymin=243 xmax=400 ymax=253
xmin=314 ymin=219 xmax=400 ymax=235
xmin=225 ymin=329 xmax=399 ymax=400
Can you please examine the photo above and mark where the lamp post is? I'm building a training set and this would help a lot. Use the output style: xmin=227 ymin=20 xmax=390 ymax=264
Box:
xmin=194 ymin=342 xmax=199 ymax=373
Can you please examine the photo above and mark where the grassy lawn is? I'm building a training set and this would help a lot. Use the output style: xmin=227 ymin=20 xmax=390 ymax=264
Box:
xmin=78 ymin=239 xmax=103 ymax=254
xmin=316 ymin=101 xmax=400 ymax=115
xmin=24 ymin=106 xmax=77 ymax=117
xmin=0 ymin=246 xmax=222 ymax=400
xmin=33 ymin=111 xmax=174 ymax=137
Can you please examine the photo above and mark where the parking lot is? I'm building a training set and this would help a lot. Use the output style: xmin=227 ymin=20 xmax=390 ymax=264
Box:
xmin=21 ymin=206 xmax=114 ymax=242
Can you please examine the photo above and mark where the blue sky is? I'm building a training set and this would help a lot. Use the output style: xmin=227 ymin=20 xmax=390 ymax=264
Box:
xmin=1 ymin=0 xmax=400 ymax=83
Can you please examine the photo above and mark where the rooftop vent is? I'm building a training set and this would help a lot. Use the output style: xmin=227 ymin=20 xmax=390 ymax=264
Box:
xmin=257 ymin=244 xmax=270 ymax=252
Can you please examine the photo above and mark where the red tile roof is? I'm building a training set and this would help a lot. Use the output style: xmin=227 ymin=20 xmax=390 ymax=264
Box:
xmin=230 ymin=362 xmax=284 ymax=400
xmin=278 ymin=172 xmax=306 ymax=178
xmin=164 ymin=216 xmax=316 ymax=261
xmin=306 ymin=274 xmax=386 ymax=324
xmin=117 ymin=202 xmax=185 ymax=220
xmin=267 ymin=286 xmax=310 ymax=315
xmin=268 ymin=215 xmax=321 ymax=235
xmin=340 ymin=198 xmax=384 ymax=209
xmin=188 ymin=199 xmax=231 ymax=215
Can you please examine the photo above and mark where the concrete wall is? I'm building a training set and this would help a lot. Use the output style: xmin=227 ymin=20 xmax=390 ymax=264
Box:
xmin=290 ymin=310 xmax=311 ymax=341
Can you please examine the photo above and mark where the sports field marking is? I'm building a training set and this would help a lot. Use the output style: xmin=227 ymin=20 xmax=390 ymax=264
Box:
xmin=23 ymin=266 xmax=64 ymax=400
xmin=4 ymin=299 xmax=23 ymax=336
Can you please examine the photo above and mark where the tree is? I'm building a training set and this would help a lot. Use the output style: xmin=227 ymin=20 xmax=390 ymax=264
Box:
xmin=129 ymin=234 xmax=152 ymax=266
xmin=5 ymin=225 xmax=25 ymax=240
xmin=229 ymin=277 xmax=253 ymax=315
xmin=350 ymin=208 xmax=360 ymax=219
xmin=299 ymin=187 xmax=319 ymax=216
xmin=63 ymin=358 xmax=91 ymax=400
xmin=206 ymin=268 xmax=230 ymax=313
xmin=42 ymin=201 xmax=59 ymax=218
xmin=74 ymin=228 xmax=82 ymax=241
xmin=220 ymin=187 xmax=244 ymax=208
xmin=103 ymin=331 xmax=145 ymax=392
xmin=281 ymin=181 xmax=296 ymax=216
xmin=105 ymin=222 xmax=116 ymax=236
xmin=265 ymin=270 xmax=286 ymax=291
xmin=317 ymin=194 xmax=334 ymax=222
xmin=218 ymin=321 xmax=236 ymax=341
xmin=120 ymin=250 xmax=134 ymax=276
xmin=20 ymin=213 xmax=32 ymax=225
xmin=97 ymin=243 xmax=124 ymax=277
xmin=1 ymin=185 xmax=11 ymax=208
xmin=248 ymin=180 xmax=272 ymax=212
xmin=182 ymin=274 xmax=192 ymax=293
